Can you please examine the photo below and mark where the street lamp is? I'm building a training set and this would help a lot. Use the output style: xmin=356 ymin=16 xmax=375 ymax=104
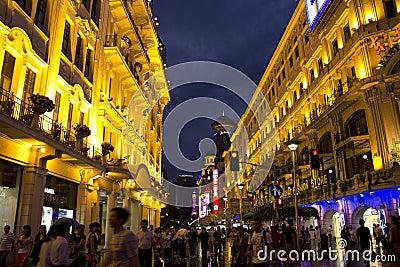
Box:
xmin=237 ymin=184 xmax=244 ymax=225
xmin=286 ymin=140 xmax=301 ymax=249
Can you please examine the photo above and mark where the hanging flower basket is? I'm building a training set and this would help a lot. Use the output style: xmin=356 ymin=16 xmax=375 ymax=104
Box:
xmin=74 ymin=125 xmax=91 ymax=139
xmin=101 ymin=142 xmax=114 ymax=155
xmin=28 ymin=94 xmax=55 ymax=114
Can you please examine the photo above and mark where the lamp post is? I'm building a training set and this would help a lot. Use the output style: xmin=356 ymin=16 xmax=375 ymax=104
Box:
xmin=238 ymin=184 xmax=244 ymax=225
xmin=286 ymin=140 xmax=301 ymax=249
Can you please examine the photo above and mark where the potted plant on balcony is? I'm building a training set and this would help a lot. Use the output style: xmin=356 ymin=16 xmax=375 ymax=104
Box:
xmin=74 ymin=124 xmax=91 ymax=139
xmin=28 ymin=93 xmax=55 ymax=114
xmin=101 ymin=142 xmax=114 ymax=156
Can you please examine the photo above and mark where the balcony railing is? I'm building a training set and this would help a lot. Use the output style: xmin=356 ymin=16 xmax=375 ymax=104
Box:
xmin=0 ymin=90 xmax=103 ymax=164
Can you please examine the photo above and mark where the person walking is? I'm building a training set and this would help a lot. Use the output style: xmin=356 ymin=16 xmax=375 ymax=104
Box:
xmin=199 ymin=227 xmax=209 ymax=267
xmin=246 ymin=219 xmax=269 ymax=267
xmin=162 ymin=229 xmax=172 ymax=265
xmin=0 ymin=225 xmax=15 ymax=267
xmin=15 ymin=225 xmax=33 ymax=267
xmin=86 ymin=222 xmax=100 ymax=267
xmin=356 ymin=219 xmax=373 ymax=267
xmin=213 ymin=226 xmax=222 ymax=257
xmin=50 ymin=222 xmax=74 ymax=267
xmin=232 ymin=226 xmax=248 ymax=267
xmin=136 ymin=219 xmax=155 ymax=267
xmin=309 ymin=226 xmax=317 ymax=251
xmin=31 ymin=225 xmax=46 ymax=265
xmin=37 ymin=225 xmax=56 ymax=267
xmin=348 ymin=225 xmax=356 ymax=249
xmin=72 ymin=224 xmax=86 ymax=267
xmin=187 ymin=227 xmax=198 ymax=260
xmin=101 ymin=207 xmax=139 ymax=267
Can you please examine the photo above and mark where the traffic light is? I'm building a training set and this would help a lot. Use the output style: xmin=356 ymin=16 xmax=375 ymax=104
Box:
xmin=310 ymin=148 xmax=320 ymax=169
xmin=277 ymin=198 xmax=283 ymax=208
xmin=230 ymin=150 xmax=240 ymax=171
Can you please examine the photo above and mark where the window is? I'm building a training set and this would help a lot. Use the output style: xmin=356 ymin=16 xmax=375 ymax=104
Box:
xmin=75 ymin=36 xmax=82 ymax=69
xmin=290 ymin=56 xmax=293 ymax=67
xmin=318 ymin=59 xmax=323 ymax=73
xmin=310 ymin=69 xmax=315 ymax=83
xmin=343 ymin=24 xmax=351 ymax=43
xmin=15 ymin=0 xmax=26 ymax=10
xmin=268 ymin=92 xmax=271 ymax=101
xmin=332 ymin=39 xmax=339 ymax=56
xmin=79 ymin=111 xmax=84 ymax=125
xmin=278 ymin=76 xmax=281 ymax=86
xmin=282 ymin=69 xmax=286 ymax=80
xmin=0 ymin=52 xmax=16 ymax=92
xmin=272 ymin=86 xmax=275 ymax=95
xmin=351 ymin=66 xmax=356 ymax=78
xmin=91 ymin=0 xmax=100 ymax=25
xmin=84 ymin=49 xmax=92 ymax=79
xmin=305 ymin=34 xmax=309 ymax=43
xmin=22 ymin=68 xmax=36 ymax=103
xmin=62 ymin=21 xmax=71 ymax=59
xmin=82 ymin=0 xmax=91 ymax=11
xmin=384 ymin=0 xmax=397 ymax=19
xmin=53 ymin=92 xmax=61 ymax=123
xmin=67 ymin=103 xmax=73 ymax=131
xmin=295 ymin=46 xmax=299 ymax=58
xmin=34 ymin=0 xmax=48 ymax=31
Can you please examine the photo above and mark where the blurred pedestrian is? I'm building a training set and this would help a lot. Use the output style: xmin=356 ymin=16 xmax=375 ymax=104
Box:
xmin=199 ymin=227 xmax=209 ymax=267
xmin=15 ymin=225 xmax=33 ymax=267
xmin=31 ymin=225 xmax=46 ymax=265
xmin=101 ymin=207 xmax=139 ymax=267
xmin=246 ymin=219 xmax=269 ymax=267
xmin=357 ymin=219 xmax=372 ymax=267
xmin=232 ymin=226 xmax=248 ymax=267
xmin=0 ymin=225 xmax=15 ymax=267
xmin=72 ymin=224 xmax=86 ymax=267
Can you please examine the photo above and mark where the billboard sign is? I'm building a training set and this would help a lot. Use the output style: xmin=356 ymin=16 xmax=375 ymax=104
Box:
xmin=305 ymin=0 xmax=331 ymax=32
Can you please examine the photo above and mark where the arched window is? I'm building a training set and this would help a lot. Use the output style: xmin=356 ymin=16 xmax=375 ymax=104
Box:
xmin=319 ymin=132 xmax=333 ymax=153
xmin=300 ymin=146 xmax=309 ymax=165
xmin=345 ymin=110 xmax=368 ymax=137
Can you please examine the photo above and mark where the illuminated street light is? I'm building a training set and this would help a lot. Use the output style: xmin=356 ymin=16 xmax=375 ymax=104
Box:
xmin=286 ymin=140 xmax=301 ymax=249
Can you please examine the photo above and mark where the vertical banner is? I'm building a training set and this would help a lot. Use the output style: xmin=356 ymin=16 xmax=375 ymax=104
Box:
xmin=242 ymin=198 xmax=252 ymax=214
xmin=192 ymin=191 xmax=197 ymax=216
xmin=213 ymin=168 xmax=219 ymax=214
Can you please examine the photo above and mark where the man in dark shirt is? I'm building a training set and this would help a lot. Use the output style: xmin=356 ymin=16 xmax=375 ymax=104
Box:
xmin=356 ymin=219 xmax=372 ymax=266
xmin=213 ymin=226 xmax=222 ymax=256
xmin=188 ymin=227 xmax=198 ymax=258
xmin=199 ymin=227 xmax=209 ymax=267
xmin=284 ymin=219 xmax=297 ymax=250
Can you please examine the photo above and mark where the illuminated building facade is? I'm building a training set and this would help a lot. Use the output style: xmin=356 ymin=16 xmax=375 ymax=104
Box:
xmin=0 ymin=0 xmax=169 ymax=247
xmin=228 ymin=0 xmax=400 ymax=236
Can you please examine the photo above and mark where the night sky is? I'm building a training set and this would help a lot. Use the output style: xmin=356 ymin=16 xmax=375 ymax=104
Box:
xmin=153 ymin=1 xmax=298 ymax=181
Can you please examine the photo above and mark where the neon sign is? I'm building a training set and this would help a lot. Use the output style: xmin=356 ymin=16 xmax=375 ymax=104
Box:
xmin=213 ymin=168 xmax=219 ymax=214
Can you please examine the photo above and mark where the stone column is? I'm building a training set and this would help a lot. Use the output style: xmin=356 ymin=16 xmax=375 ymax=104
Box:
xmin=104 ymin=193 xmax=115 ymax=248
xmin=17 ymin=166 xmax=47 ymax=234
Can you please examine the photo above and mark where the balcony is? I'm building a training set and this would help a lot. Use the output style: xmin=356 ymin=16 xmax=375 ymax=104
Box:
xmin=104 ymin=35 xmax=141 ymax=88
xmin=0 ymin=90 xmax=104 ymax=169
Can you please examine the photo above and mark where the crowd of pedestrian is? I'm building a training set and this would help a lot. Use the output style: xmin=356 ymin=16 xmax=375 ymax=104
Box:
xmin=2 ymin=211 xmax=400 ymax=266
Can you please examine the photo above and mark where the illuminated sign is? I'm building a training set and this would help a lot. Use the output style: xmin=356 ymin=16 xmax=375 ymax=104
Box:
xmin=192 ymin=191 xmax=197 ymax=216
xmin=212 ymin=169 xmax=219 ymax=214
xmin=305 ymin=0 xmax=331 ymax=32
xmin=44 ymin=188 xmax=55 ymax=195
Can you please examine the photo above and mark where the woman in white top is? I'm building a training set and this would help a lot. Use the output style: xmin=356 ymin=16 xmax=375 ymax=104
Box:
xmin=37 ymin=225 xmax=57 ymax=267
xmin=15 ymin=225 xmax=33 ymax=267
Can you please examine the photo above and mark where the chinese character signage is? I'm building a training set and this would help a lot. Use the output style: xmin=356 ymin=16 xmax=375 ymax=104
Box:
xmin=212 ymin=169 xmax=219 ymax=214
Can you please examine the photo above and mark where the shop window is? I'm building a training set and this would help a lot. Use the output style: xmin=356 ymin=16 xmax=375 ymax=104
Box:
xmin=34 ymin=0 xmax=47 ymax=32
xmin=0 ymin=52 xmax=16 ymax=92
xmin=343 ymin=24 xmax=351 ymax=43
xmin=22 ymin=68 xmax=36 ymax=103
xmin=42 ymin=175 xmax=78 ymax=231
xmin=62 ymin=21 xmax=71 ymax=60
xmin=384 ymin=0 xmax=397 ymax=19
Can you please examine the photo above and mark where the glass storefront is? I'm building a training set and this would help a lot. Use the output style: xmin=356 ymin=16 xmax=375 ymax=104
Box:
xmin=42 ymin=175 xmax=77 ymax=230
xmin=0 ymin=159 xmax=22 ymax=231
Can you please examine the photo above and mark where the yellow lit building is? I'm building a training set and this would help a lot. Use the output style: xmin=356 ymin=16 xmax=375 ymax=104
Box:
xmin=0 ymin=0 xmax=169 ymax=246
xmin=229 ymin=0 xmax=400 ymax=237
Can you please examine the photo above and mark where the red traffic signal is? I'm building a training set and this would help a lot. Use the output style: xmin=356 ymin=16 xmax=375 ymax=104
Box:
xmin=230 ymin=151 xmax=240 ymax=171
xmin=277 ymin=198 xmax=283 ymax=207
xmin=310 ymin=148 xmax=320 ymax=169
